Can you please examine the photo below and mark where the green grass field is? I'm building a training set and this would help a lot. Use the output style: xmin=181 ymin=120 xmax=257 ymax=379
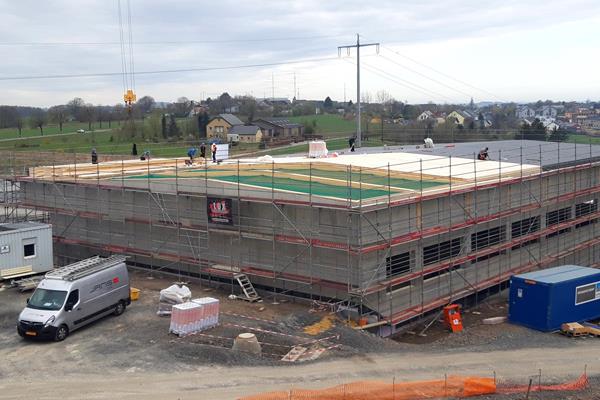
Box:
xmin=0 ymin=120 xmax=119 ymax=140
xmin=287 ymin=114 xmax=356 ymax=137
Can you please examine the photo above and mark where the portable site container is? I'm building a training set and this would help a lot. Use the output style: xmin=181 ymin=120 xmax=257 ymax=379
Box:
xmin=509 ymin=265 xmax=600 ymax=331
xmin=0 ymin=222 xmax=53 ymax=279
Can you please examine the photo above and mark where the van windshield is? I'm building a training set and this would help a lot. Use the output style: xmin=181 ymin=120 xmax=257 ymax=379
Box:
xmin=27 ymin=288 xmax=68 ymax=311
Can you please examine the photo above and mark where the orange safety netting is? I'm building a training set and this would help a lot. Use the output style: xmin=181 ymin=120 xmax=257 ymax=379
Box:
xmin=238 ymin=376 xmax=496 ymax=400
xmin=497 ymin=373 xmax=589 ymax=394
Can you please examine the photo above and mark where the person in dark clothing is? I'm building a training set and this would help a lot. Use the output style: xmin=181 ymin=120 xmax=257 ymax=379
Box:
xmin=140 ymin=150 xmax=150 ymax=161
xmin=91 ymin=148 xmax=98 ymax=164
xmin=132 ymin=143 xmax=138 ymax=156
xmin=200 ymin=143 xmax=206 ymax=159
xmin=349 ymin=137 xmax=356 ymax=152
xmin=477 ymin=147 xmax=489 ymax=160
xmin=211 ymin=143 xmax=217 ymax=163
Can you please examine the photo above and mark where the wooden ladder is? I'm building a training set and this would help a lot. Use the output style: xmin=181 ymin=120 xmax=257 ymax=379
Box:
xmin=234 ymin=273 xmax=261 ymax=302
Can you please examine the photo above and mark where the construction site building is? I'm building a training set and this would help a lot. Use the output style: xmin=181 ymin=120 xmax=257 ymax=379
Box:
xmin=2 ymin=140 xmax=600 ymax=335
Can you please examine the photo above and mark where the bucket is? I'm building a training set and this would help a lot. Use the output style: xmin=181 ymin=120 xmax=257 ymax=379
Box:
xmin=130 ymin=287 xmax=140 ymax=301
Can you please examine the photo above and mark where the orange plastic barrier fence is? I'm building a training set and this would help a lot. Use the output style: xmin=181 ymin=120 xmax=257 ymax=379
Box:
xmin=238 ymin=376 xmax=496 ymax=400
xmin=497 ymin=373 xmax=589 ymax=394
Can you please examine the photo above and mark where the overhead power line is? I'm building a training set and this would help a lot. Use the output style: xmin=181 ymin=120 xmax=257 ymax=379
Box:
xmin=0 ymin=34 xmax=349 ymax=46
xmin=359 ymin=60 xmax=453 ymax=102
xmin=379 ymin=52 xmax=473 ymax=99
xmin=0 ymin=56 xmax=339 ymax=81
xmin=379 ymin=43 xmax=506 ymax=102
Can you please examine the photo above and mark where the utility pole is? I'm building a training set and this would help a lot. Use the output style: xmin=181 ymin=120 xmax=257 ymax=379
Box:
xmin=293 ymin=72 xmax=297 ymax=101
xmin=338 ymin=34 xmax=379 ymax=147
xmin=344 ymin=83 xmax=346 ymax=103
xmin=271 ymin=72 xmax=275 ymax=100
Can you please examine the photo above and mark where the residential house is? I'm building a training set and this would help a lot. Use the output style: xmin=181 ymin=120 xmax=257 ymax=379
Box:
xmin=515 ymin=105 xmax=536 ymax=119
xmin=206 ymin=113 xmax=244 ymax=139
xmin=536 ymin=105 xmax=560 ymax=118
xmin=254 ymin=118 xmax=304 ymax=141
xmin=227 ymin=125 xmax=262 ymax=143
xmin=447 ymin=110 xmax=476 ymax=126
xmin=582 ymin=117 xmax=600 ymax=132
xmin=417 ymin=110 xmax=434 ymax=121
xmin=188 ymin=103 xmax=210 ymax=117
xmin=224 ymin=105 xmax=240 ymax=113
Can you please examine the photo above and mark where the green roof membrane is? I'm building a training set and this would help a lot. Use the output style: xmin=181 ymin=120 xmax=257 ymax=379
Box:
xmin=275 ymin=168 xmax=445 ymax=191
xmin=214 ymin=174 xmax=390 ymax=200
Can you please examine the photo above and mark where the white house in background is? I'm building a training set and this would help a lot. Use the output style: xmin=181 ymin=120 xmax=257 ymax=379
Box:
xmin=516 ymin=105 xmax=536 ymax=119
xmin=417 ymin=110 xmax=434 ymax=121
xmin=536 ymin=105 xmax=560 ymax=118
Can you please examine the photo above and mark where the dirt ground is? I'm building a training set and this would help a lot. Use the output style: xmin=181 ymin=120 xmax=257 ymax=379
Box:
xmin=0 ymin=269 xmax=599 ymax=399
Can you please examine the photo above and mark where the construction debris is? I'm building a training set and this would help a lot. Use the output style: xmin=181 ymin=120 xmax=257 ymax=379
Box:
xmin=482 ymin=317 xmax=507 ymax=325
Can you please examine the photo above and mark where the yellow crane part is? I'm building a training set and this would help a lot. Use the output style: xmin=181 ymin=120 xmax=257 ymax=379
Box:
xmin=124 ymin=89 xmax=137 ymax=106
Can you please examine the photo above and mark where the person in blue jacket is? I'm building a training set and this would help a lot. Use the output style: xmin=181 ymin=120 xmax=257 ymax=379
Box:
xmin=186 ymin=147 xmax=198 ymax=166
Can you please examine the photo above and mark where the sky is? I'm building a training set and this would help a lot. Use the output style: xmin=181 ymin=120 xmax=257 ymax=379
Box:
xmin=1 ymin=0 xmax=599 ymax=107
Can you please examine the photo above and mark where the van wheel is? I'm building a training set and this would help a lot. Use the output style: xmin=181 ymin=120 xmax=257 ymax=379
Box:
xmin=113 ymin=301 xmax=126 ymax=316
xmin=54 ymin=325 xmax=69 ymax=342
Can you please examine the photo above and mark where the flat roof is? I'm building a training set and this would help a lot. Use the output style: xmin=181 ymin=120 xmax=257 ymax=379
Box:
xmin=0 ymin=221 xmax=50 ymax=233
xmin=514 ymin=265 xmax=600 ymax=284
xmin=379 ymin=140 xmax=600 ymax=170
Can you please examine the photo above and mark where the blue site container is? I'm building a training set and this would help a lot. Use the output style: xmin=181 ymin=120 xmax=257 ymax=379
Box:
xmin=509 ymin=265 xmax=600 ymax=331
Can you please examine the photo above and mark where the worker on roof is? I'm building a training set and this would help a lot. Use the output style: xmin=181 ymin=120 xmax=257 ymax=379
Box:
xmin=478 ymin=147 xmax=489 ymax=161
xmin=185 ymin=147 xmax=198 ymax=166
xmin=211 ymin=142 xmax=217 ymax=163
xmin=200 ymin=143 xmax=206 ymax=159
xmin=91 ymin=148 xmax=98 ymax=165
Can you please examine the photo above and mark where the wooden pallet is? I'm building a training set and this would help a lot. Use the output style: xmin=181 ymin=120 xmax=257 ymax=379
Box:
xmin=561 ymin=322 xmax=589 ymax=337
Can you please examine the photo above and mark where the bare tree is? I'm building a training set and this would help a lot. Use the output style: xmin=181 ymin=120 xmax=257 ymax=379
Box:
xmin=48 ymin=105 xmax=68 ymax=132
xmin=136 ymin=95 xmax=155 ymax=116
xmin=15 ymin=115 xmax=24 ymax=137
xmin=82 ymin=104 xmax=96 ymax=131
xmin=67 ymin=97 xmax=85 ymax=121
xmin=173 ymin=97 xmax=192 ymax=117
xmin=30 ymin=109 xmax=47 ymax=135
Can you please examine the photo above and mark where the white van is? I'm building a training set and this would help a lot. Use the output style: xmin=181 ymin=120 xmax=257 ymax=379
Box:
xmin=17 ymin=255 xmax=130 ymax=341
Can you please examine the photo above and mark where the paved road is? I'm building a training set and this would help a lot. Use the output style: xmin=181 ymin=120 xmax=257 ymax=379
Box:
xmin=0 ymin=341 xmax=597 ymax=399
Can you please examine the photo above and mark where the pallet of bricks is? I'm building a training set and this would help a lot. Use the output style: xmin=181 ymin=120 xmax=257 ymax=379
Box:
xmin=169 ymin=297 xmax=220 ymax=337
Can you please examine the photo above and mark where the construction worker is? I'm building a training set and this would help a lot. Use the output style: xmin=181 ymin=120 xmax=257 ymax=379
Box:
xmin=478 ymin=147 xmax=489 ymax=160
xmin=200 ymin=143 xmax=206 ymax=159
xmin=211 ymin=142 xmax=218 ymax=163
xmin=185 ymin=147 xmax=198 ymax=166
xmin=91 ymin=148 xmax=98 ymax=164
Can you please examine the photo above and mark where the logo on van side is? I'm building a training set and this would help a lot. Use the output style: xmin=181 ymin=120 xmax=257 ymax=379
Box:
xmin=91 ymin=277 xmax=119 ymax=294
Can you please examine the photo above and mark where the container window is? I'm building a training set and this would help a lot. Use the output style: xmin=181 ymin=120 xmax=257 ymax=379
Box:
xmin=23 ymin=243 xmax=36 ymax=258
xmin=423 ymin=238 xmax=462 ymax=266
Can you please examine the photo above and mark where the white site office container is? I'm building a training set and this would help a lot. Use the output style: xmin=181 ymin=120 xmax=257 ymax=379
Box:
xmin=0 ymin=222 xmax=53 ymax=279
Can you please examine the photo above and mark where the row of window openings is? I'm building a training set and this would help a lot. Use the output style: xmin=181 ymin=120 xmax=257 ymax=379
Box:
xmin=385 ymin=200 xmax=597 ymax=279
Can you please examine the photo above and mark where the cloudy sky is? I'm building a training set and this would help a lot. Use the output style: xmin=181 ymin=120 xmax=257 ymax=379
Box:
xmin=1 ymin=0 xmax=599 ymax=107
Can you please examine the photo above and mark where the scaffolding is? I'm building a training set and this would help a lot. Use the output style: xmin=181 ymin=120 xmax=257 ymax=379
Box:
xmin=2 ymin=140 xmax=600 ymax=335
